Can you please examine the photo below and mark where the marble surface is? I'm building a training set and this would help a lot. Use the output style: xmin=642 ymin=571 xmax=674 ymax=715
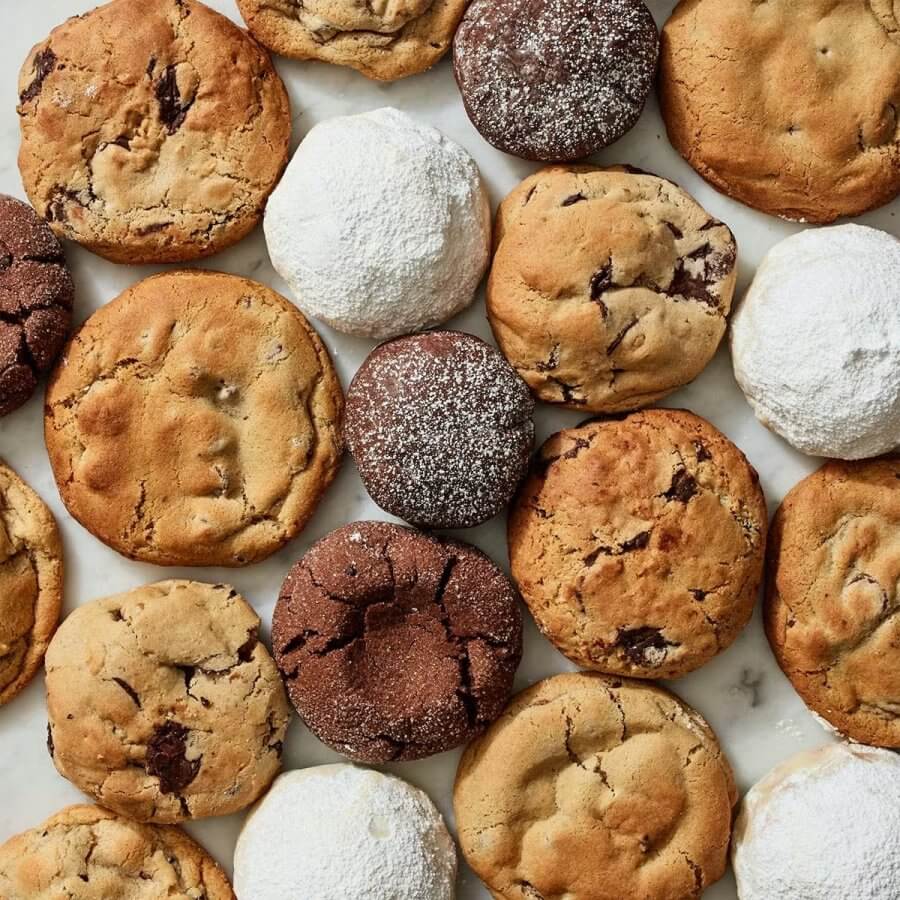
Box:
xmin=0 ymin=2 xmax=897 ymax=897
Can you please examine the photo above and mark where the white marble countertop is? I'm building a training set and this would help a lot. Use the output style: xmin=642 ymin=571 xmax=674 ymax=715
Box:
xmin=1 ymin=2 xmax=897 ymax=897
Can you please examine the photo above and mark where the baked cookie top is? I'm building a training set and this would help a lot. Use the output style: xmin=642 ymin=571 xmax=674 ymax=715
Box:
xmin=0 ymin=461 xmax=62 ymax=706
xmin=17 ymin=0 xmax=290 ymax=263
xmin=454 ymin=672 xmax=736 ymax=900
xmin=236 ymin=0 xmax=468 ymax=81
xmin=0 ymin=804 xmax=235 ymax=900
xmin=488 ymin=166 xmax=737 ymax=413
xmin=45 ymin=581 xmax=291 ymax=824
xmin=509 ymin=409 xmax=767 ymax=678
xmin=660 ymin=0 xmax=900 ymax=223
xmin=44 ymin=270 xmax=343 ymax=567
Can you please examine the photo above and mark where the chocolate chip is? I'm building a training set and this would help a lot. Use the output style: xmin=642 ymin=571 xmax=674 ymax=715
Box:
xmin=664 ymin=221 xmax=683 ymax=239
xmin=590 ymin=264 xmax=613 ymax=301
xmin=664 ymin=468 xmax=698 ymax=503
xmin=561 ymin=193 xmax=586 ymax=207
xmin=47 ymin=724 xmax=54 ymax=757
xmin=669 ymin=242 xmax=736 ymax=307
xmin=146 ymin=721 xmax=201 ymax=795
xmin=112 ymin=677 xmax=141 ymax=708
xmin=237 ymin=631 xmax=258 ymax=662
xmin=20 ymin=47 xmax=57 ymax=103
xmin=607 ymin=317 xmax=639 ymax=355
xmin=155 ymin=65 xmax=194 ymax=134
xmin=616 ymin=626 xmax=674 ymax=666
xmin=693 ymin=440 xmax=712 ymax=462
xmin=535 ymin=344 xmax=560 ymax=372
xmin=620 ymin=530 xmax=651 ymax=552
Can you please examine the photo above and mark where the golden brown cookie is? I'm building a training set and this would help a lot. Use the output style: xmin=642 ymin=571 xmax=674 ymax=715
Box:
xmin=17 ymin=0 xmax=291 ymax=264
xmin=0 ymin=804 xmax=235 ymax=900
xmin=45 ymin=580 xmax=291 ymax=824
xmin=0 ymin=460 xmax=63 ymax=707
xmin=659 ymin=0 xmax=900 ymax=223
xmin=454 ymin=672 xmax=737 ymax=900
xmin=487 ymin=166 xmax=737 ymax=413
xmin=235 ymin=0 xmax=468 ymax=81
xmin=44 ymin=270 xmax=343 ymax=567
xmin=766 ymin=457 xmax=900 ymax=747
xmin=509 ymin=409 xmax=767 ymax=678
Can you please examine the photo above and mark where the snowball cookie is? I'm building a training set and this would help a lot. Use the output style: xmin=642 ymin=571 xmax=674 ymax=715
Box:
xmin=733 ymin=743 xmax=900 ymax=900
xmin=265 ymin=108 xmax=490 ymax=339
xmin=234 ymin=765 xmax=457 ymax=900
xmin=731 ymin=225 xmax=900 ymax=459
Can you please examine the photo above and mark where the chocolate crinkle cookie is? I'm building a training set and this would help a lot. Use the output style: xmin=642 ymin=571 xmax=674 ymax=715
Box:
xmin=272 ymin=521 xmax=523 ymax=763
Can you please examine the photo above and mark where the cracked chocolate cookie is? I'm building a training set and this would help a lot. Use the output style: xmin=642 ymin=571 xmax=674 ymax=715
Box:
xmin=236 ymin=0 xmax=469 ymax=81
xmin=0 ymin=804 xmax=235 ymax=899
xmin=487 ymin=166 xmax=738 ymax=413
xmin=509 ymin=409 xmax=767 ymax=678
xmin=44 ymin=270 xmax=343 ymax=567
xmin=766 ymin=458 xmax=900 ymax=747
xmin=660 ymin=0 xmax=900 ymax=223
xmin=345 ymin=331 xmax=534 ymax=530
xmin=454 ymin=672 xmax=737 ymax=900
xmin=45 ymin=580 xmax=291 ymax=824
xmin=272 ymin=521 xmax=523 ymax=762
xmin=17 ymin=0 xmax=291 ymax=264
xmin=0 ymin=460 xmax=63 ymax=707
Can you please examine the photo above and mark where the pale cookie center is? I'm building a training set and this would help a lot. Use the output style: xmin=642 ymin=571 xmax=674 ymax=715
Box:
xmin=288 ymin=0 xmax=434 ymax=39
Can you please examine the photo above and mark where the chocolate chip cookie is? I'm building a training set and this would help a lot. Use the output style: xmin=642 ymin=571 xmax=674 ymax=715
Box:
xmin=273 ymin=521 xmax=522 ymax=762
xmin=509 ymin=409 xmax=767 ymax=678
xmin=454 ymin=672 xmax=737 ymax=900
xmin=45 ymin=580 xmax=291 ymax=824
xmin=660 ymin=0 xmax=900 ymax=223
xmin=17 ymin=0 xmax=291 ymax=263
xmin=44 ymin=270 xmax=343 ymax=567
xmin=488 ymin=166 xmax=738 ymax=412
xmin=0 ymin=460 xmax=63 ymax=706
xmin=0 ymin=804 xmax=235 ymax=899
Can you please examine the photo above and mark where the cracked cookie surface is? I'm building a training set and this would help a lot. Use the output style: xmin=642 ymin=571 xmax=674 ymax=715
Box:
xmin=509 ymin=409 xmax=767 ymax=678
xmin=454 ymin=672 xmax=737 ymax=900
xmin=0 ymin=461 xmax=62 ymax=706
xmin=45 ymin=580 xmax=291 ymax=824
xmin=487 ymin=166 xmax=737 ymax=413
xmin=44 ymin=270 xmax=343 ymax=567
xmin=766 ymin=458 xmax=900 ymax=747
xmin=17 ymin=0 xmax=291 ymax=264
xmin=273 ymin=521 xmax=523 ymax=762
xmin=660 ymin=0 xmax=900 ymax=223
xmin=0 ymin=804 xmax=234 ymax=899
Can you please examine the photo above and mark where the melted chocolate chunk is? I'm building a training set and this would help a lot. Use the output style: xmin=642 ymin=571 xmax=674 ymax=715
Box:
xmin=155 ymin=65 xmax=194 ymax=134
xmin=562 ymin=193 xmax=586 ymax=207
xmin=664 ymin=468 xmax=698 ymax=503
xmin=616 ymin=626 xmax=673 ymax=666
xmin=146 ymin=721 xmax=201 ymax=794
xmin=112 ymin=677 xmax=141 ymax=708
xmin=20 ymin=48 xmax=57 ymax=103
xmin=590 ymin=264 xmax=613 ymax=301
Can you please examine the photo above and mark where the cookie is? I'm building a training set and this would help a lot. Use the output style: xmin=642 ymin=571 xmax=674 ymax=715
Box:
xmin=236 ymin=0 xmax=469 ymax=81
xmin=45 ymin=580 xmax=291 ymax=824
xmin=0 ymin=461 xmax=63 ymax=706
xmin=0 ymin=195 xmax=74 ymax=418
xmin=509 ymin=409 xmax=767 ymax=678
xmin=44 ymin=270 xmax=343 ymax=567
xmin=17 ymin=0 xmax=291 ymax=264
xmin=454 ymin=672 xmax=737 ymax=900
xmin=0 ymin=804 xmax=235 ymax=899
xmin=660 ymin=0 xmax=900 ymax=223
xmin=453 ymin=0 xmax=659 ymax=161
xmin=345 ymin=331 xmax=534 ymax=529
xmin=273 ymin=521 xmax=523 ymax=762
xmin=488 ymin=166 xmax=738 ymax=413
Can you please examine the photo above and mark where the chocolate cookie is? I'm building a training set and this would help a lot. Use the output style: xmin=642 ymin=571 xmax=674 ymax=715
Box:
xmin=44 ymin=271 xmax=343 ymax=567
xmin=509 ymin=410 xmax=767 ymax=679
xmin=0 ymin=195 xmax=73 ymax=418
xmin=345 ymin=332 xmax=534 ymax=530
xmin=488 ymin=166 xmax=738 ymax=412
xmin=272 ymin=521 xmax=523 ymax=762
xmin=453 ymin=0 xmax=659 ymax=161
xmin=45 ymin=580 xmax=291 ymax=824
xmin=17 ymin=0 xmax=291 ymax=263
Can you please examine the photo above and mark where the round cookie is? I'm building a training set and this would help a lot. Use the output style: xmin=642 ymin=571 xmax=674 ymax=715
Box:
xmin=235 ymin=766 xmax=456 ymax=899
xmin=345 ymin=331 xmax=534 ymax=529
xmin=45 ymin=580 xmax=291 ymax=824
xmin=660 ymin=0 xmax=900 ymax=223
xmin=488 ymin=166 xmax=738 ymax=413
xmin=0 ymin=804 xmax=235 ymax=900
xmin=273 ymin=521 xmax=523 ymax=762
xmin=0 ymin=195 xmax=73 ymax=418
xmin=17 ymin=0 xmax=291 ymax=264
xmin=236 ymin=0 xmax=469 ymax=81
xmin=454 ymin=672 xmax=737 ymax=900
xmin=453 ymin=0 xmax=659 ymax=161
xmin=44 ymin=270 xmax=343 ymax=567
xmin=0 ymin=460 xmax=63 ymax=706
xmin=509 ymin=409 xmax=767 ymax=678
